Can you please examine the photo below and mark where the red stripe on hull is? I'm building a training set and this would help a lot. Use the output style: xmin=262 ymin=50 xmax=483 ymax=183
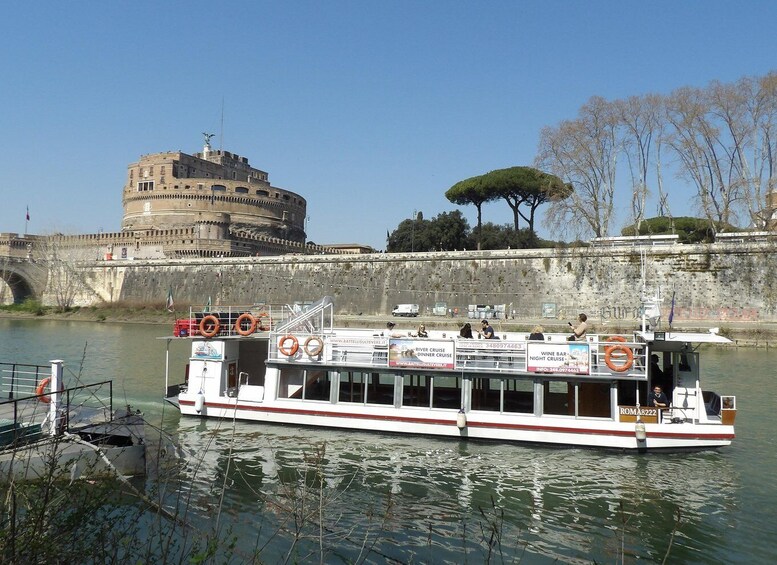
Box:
xmin=179 ymin=400 xmax=735 ymax=441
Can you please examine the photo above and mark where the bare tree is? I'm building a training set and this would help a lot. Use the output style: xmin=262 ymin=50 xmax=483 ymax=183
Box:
xmin=36 ymin=235 xmax=98 ymax=311
xmin=537 ymin=96 xmax=620 ymax=239
xmin=664 ymin=85 xmax=741 ymax=230
xmin=616 ymin=94 xmax=665 ymax=233
xmin=707 ymin=73 xmax=777 ymax=228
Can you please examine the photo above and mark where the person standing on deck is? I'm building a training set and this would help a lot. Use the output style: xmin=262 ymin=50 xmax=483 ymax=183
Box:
xmin=568 ymin=313 xmax=588 ymax=341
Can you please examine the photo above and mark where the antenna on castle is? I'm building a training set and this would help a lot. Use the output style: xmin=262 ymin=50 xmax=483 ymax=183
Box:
xmin=219 ymin=96 xmax=224 ymax=151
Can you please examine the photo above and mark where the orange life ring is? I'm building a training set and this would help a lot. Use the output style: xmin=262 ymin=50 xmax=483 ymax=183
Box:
xmin=36 ymin=377 xmax=52 ymax=404
xmin=604 ymin=335 xmax=627 ymax=354
xmin=303 ymin=336 xmax=324 ymax=356
xmin=235 ymin=313 xmax=257 ymax=336
xmin=199 ymin=315 xmax=220 ymax=338
xmin=605 ymin=343 xmax=634 ymax=372
xmin=256 ymin=312 xmax=271 ymax=331
xmin=278 ymin=335 xmax=299 ymax=356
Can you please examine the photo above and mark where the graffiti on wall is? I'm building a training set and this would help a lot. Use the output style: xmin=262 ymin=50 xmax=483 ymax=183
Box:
xmin=599 ymin=304 xmax=760 ymax=322
xmin=598 ymin=305 xmax=642 ymax=320
xmin=670 ymin=306 xmax=760 ymax=321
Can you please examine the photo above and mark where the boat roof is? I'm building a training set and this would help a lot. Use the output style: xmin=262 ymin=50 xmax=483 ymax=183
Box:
xmin=636 ymin=330 xmax=732 ymax=344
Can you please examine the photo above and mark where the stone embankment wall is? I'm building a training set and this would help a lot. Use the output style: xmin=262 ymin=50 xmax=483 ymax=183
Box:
xmin=67 ymin=241 xmax=777 ymax=324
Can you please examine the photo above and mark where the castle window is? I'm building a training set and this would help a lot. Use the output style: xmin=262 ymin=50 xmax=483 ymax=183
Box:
xmin=256 ymin=189 xmax=269 ymax=197
xmin=235 ymin=187 xmax=248 ymax=194
xmin=211 ymin=184 xmax=227 ymax=192
xmin=137 ymin=181 xmax=155 ymax=192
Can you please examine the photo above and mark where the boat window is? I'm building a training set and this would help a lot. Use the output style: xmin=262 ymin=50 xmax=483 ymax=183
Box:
xmin=278 ymin=367 xmax=305 ymax=399
xmin=471 ymin=378 xmax=534 ymax=413
xmin=365 ymin=372 xmax=394 ymax=405
xmin=471 ymin=377 xmax=501 ymax=412
xmin=431 ymin=376 xmax=461 ymax=409
xmin=675 ymin=352 xmax=698 ymax=389
xmin=617 ymin=380 xmax=646 ymax=407
xmin=543 ymin=380 xmax=572 ymax=416
xmin=403 ymin=374 xmax=430 ymax=407
xmin=503 ymin=379 xmax=534 ymax=413
xmin=339 ymin=371 xmax=365 ymax=403
xmin=302 ymin=370 xmax=332 ymax=401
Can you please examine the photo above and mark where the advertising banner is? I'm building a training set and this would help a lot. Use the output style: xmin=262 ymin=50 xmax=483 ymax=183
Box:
xmin=389 ymin=339 xmax=455 ymax=369
xmin=527 ymin=342 xmax=590 ymax=374
xmin=193 ymin=340 xmax=223 ymax=360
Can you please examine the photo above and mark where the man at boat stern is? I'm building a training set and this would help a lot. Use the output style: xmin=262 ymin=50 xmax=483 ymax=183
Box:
xmin=647 ymin=385 xmax=669 ymax=408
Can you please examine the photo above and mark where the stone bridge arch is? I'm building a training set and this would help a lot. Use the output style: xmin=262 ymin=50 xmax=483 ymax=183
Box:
xmin=0 ymin=259 xmax=48 ymax=304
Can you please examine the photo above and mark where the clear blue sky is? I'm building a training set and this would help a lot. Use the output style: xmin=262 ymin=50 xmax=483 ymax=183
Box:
xmin=2 ymin=1 xmax=775 ymax=249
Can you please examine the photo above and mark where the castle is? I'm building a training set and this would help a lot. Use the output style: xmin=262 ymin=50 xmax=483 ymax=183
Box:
xmin=122 ymin=136 xmax=307 ymax=248
xmin=2 ymin=138 xmax=370 ymax=266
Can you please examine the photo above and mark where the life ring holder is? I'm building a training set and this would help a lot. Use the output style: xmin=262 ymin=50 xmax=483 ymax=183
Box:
xmin=256 ymin=312 xmax=271 ymax=332
xmin=278 ymin=335 xmax=299 ymax=356
xmin=303 ymin=336 xmax=324 ymax=357
xmin=235 ymin=313 xmax=257 ymax=336
xmin=36 ymin=377 xmax=52 ymax=404
xmin=199 ymin=315 xmax=220 ymax=338
xmin=604 ymin=336 xmax=634 ymax=372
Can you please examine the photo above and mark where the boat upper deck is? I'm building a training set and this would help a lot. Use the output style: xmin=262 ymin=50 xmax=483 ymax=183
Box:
xmin=173 ymin=297 xmax=730 ymax=382
xmin=265 ymin=328 xmax=651 ymax=381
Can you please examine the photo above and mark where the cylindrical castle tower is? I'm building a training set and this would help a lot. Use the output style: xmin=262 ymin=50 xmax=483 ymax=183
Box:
xmin=121 ymin=140 xmax=306 ymax=243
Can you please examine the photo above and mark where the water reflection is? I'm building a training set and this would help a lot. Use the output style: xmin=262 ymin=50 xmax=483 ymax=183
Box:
xmin=164 ymin=416 xmax=741 ymax=563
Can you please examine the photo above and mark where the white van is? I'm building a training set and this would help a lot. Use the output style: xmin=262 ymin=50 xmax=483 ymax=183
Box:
xmin=391 ymin=304 xmax=420 ymax=317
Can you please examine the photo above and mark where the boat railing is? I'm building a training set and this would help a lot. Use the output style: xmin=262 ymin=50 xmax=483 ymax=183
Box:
xmin=0 ymin=379 xmax=116 ymax=444
xmin=0 ymin=362 xmax=51 ymax=400
xmin=274 ymin=296 xmax=334 ymax=335
xmin=267 ymin=331 xmax=648 ymax=380
xmin=173 ymin=302 xmax=293 ymax=337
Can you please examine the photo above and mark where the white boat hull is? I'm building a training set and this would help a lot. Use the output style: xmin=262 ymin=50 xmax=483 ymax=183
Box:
xmin=177 ymin=396 xmax=733 ymax=450
xmin=0 ymin=436 xmax=146 ymax=482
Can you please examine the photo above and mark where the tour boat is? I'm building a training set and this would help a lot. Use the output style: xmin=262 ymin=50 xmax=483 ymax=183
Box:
xmin=1 ymin=360 xmax=146 ymax=481
xmin=163 ymin=297 xmax=736 ymax=451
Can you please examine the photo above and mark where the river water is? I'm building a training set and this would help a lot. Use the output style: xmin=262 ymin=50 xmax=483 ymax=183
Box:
xmin=1 ymin=318 xmax=775 ymax=563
